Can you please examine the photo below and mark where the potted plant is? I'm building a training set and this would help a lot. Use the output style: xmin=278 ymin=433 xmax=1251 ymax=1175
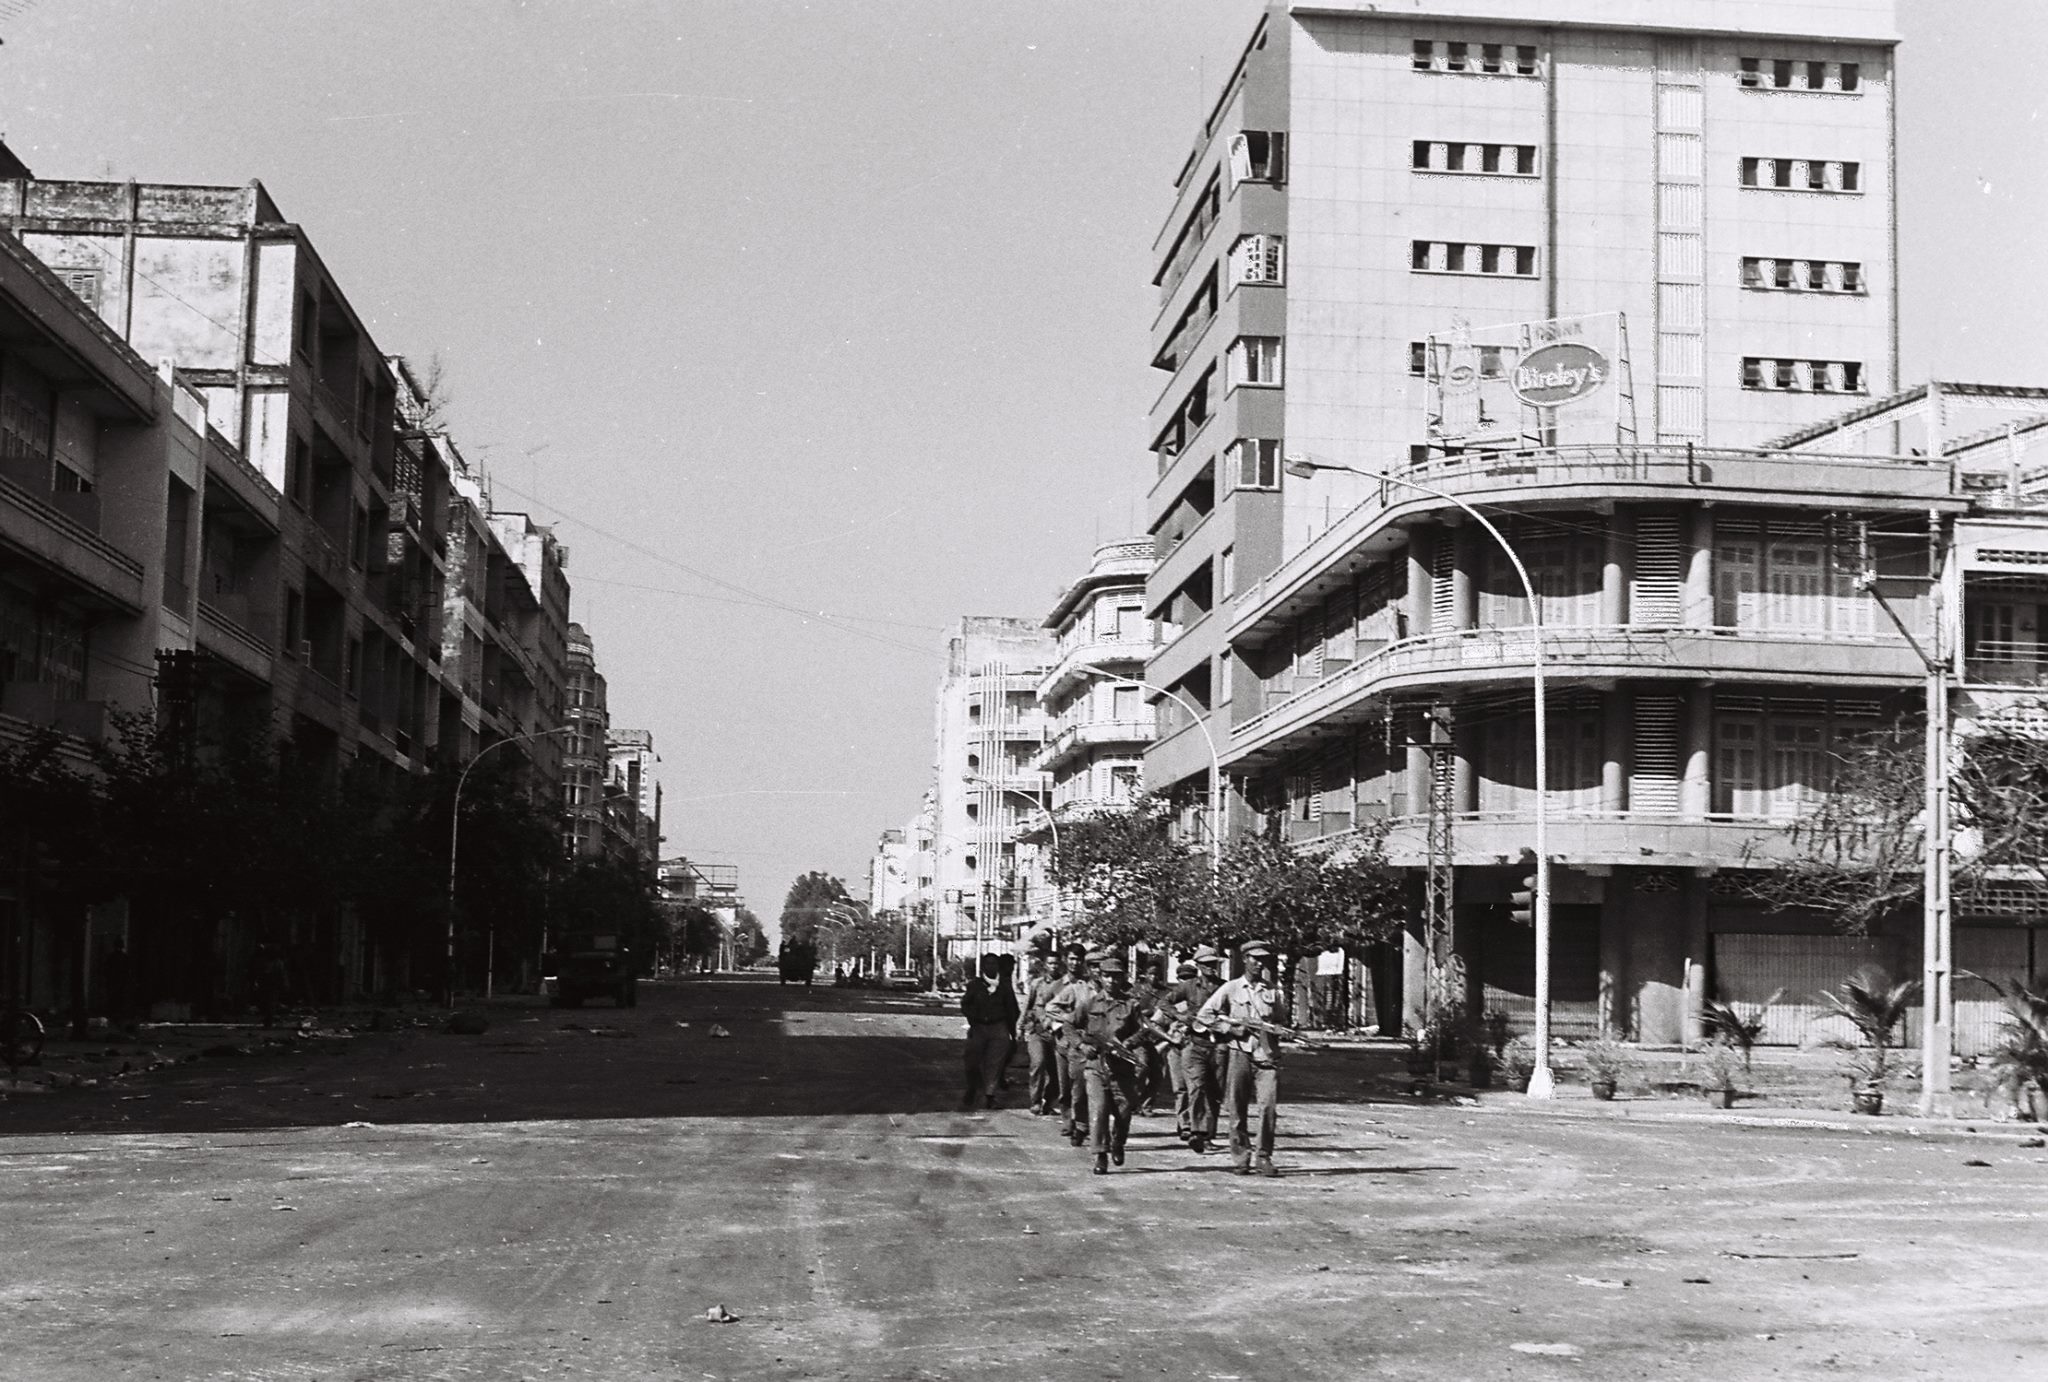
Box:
xmin=1699 ymin=1039 xmax=1740 ymax=1108
xmin=1984 ymin=977 xmax=2048 ymax=1123
xmin=1498 ymin=1036 xmax=1536 ymax=1093
xmin=1701 ymin=988 xmax=1781 ymax=1074
xmin=1580 ymin=1036 xmax=1635 ymax=1101
xmin=1818 ymin=969 xmax=1920 ymax=1116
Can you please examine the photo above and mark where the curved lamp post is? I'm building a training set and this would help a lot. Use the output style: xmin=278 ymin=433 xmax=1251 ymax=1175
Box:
xmin=448 ymin=725 xmax=575 ymax=1007
xmin=1282 ymin=453 xmax=1554 ymax=1099
xmin=964 ymin=772 xmax=1062 ymax=948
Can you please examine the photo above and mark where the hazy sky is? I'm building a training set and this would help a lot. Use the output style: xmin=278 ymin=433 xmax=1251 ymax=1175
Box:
xmin=3 ymin=1 xmax=2043 ymax=925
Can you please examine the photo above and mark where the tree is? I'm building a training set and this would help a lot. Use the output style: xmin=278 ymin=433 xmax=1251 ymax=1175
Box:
xmin=1047 ymin=795 xmax=1211 ymax=948
xmin=1213 ymin=821 xmax=1403 ymax=958
xmin=779 ymin=871 xmax=852 ymax=948
xmin=730 ymin=908 xmax=770 ymax=966
xmin=1752 ymin=722 xmax=2048 ymax=935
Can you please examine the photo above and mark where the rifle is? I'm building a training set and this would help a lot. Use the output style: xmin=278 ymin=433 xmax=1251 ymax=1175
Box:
xmin=1082 ymin=1033 xmax=1149 ymax=1070
xmin=1200 ymin=1012 xmax=1331 ymax=1049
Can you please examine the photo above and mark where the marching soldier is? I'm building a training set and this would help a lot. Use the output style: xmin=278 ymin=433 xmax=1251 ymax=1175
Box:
xmin=1067 ymin=952 xmax=1145 ymax=1175
xmin=1176 ymin=945 xmax=1226 ymax=1153
xmin=1045 ymin=945 xmax=1096 ymax=1146
xmin=1020 ymin=950 xmax=1067 ymax=1115
xmin=1197 ymin=939 xmax=1289 ymax=1177
xmin=1153 ymin=957 xmax=1197 ymax=1141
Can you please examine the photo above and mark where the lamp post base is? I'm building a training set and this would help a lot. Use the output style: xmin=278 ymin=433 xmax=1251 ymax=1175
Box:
xmin=1525 ymin=1065 xmax=1557 ymax=1100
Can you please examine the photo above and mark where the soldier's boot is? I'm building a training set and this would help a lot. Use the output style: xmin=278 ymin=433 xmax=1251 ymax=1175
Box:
xmin=1092 ymin=1154 xmax=1109 ymax=1176
xmin=1255 ymin=1158 xmax=1279 ymax=1178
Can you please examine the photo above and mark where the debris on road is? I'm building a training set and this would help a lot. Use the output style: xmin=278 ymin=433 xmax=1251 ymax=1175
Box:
xmin=708 ymin=1024 xmax=732 ymax=1038
xmin=1511 ymin=1343 xmax=1581 ymax=1357
xmin=1569 ymin=1275 xmax=1629 ymax=1289
xmin=704 ymin=1305 xmax=739 ymax=1324
xmin=1721 ymin=1250 xmax=1859 ymax=1260
xmin=1962 ymin=1158 xmax=1992 ymax=1167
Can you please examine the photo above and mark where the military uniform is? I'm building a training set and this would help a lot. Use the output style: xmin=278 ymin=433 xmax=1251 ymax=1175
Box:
xmin=1068 ymin=957 xmax=1145 ymax=1174
xmin=1157 ymin=960 xmax=1198 ymax=1140
xmin=1019 ymin=959 xmax=1066 ymax=1115
xmin=1045 ymin=950 xmax=1097 ymax=1145
xmin=1198 ymin=940 xmax=1288 ymax=1176
xmin=1174 ymin=947 xmax=1226 ymax=1151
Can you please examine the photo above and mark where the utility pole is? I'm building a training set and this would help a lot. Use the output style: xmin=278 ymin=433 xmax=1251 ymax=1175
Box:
xmin=1921 ymin=504 xmax=1956 ymax=1114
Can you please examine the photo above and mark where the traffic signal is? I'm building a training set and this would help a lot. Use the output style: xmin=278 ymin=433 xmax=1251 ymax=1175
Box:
xmin=1508 ymin=874 xmax=1537 ymax=928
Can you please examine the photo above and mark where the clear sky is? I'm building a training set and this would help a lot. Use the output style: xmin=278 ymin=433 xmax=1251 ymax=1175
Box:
xmin=3 ymin=1 xmax=2043 ymax=928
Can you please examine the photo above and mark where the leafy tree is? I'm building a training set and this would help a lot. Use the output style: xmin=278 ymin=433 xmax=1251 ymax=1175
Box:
xmin=779 ymin=870 xmax=852 ymax=948
xmin=1752 ymin=722 xmax=2048 ymax=935
xmin=554 ymin=849 xmax=664 ymax=975
xmin=730 ymin=908 xmax=770 ymax=966
xmin=1047 ymin=795 xmax=1211 ymax=948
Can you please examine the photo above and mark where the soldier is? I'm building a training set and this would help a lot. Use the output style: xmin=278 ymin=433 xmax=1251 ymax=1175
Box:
xmin=959 ymin=953 xmax=1018 ymax=1109
xmin=1197 ymin=939 xmax=1289 ymax=1177
xmin=1176 ymin=945 xmax=1226 ymax=1152
xmin=1067 ymin=953 xmax=1145 ymax=1176
xmin=1156 ymin=957 xmax=1198 ymax=1141
xmin=1044 ymin=945 xmax=1095 ymax=1146
xmin=1019 ymin=950 xmax=1068 ymax=1115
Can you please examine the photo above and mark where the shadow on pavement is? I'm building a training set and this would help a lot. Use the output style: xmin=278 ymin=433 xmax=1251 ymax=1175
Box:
xmin=0 ymin=975 xmax=1414 ymax=1139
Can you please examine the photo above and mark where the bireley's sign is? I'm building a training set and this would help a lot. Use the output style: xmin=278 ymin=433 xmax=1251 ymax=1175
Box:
xmin=1510 ymin=341 xmax=1611 ymax=408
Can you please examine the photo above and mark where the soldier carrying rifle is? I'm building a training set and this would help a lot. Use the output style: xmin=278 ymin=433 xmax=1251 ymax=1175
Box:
xmin=1066 ymin=952 xmax=1146 ymax=1177
xmin=1196 ymin=939 xmax=1291 ymax=1178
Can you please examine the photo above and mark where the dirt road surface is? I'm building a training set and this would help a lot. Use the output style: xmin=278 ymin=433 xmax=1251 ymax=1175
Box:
xmin=3 ymin=975 xmax=2045 ymax=1380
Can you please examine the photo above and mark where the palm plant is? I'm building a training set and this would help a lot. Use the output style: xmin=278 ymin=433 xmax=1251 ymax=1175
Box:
xmin=1983 ymin=977 xmax=2048 ymax=1119
xmin=1817 ymin=969 xmax=1920 ymax=1094
xmin=1702 ymin=988 xmax=1782 ymax=1072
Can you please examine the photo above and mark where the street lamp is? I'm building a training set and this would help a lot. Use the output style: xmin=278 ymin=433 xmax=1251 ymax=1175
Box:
xmin=1282 ymin=453 xmax=1555 ymax=1100
xmin=964 ymin=772 xmax=1061 ymax=949
xmin=1073 ymin=663 xmax=1224 ymax=871
xmin=448 ymin=725 xmax=575 ymax=1007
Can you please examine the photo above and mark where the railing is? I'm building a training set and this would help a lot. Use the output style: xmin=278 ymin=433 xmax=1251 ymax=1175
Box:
xmin=1037 ymin=717 xmax=1156 ymax=767
xmin=1232 ymin=623 xmax=1915 ymax=749
xmin=1965 ymin=644 xmax=2048 ymax=686
xmin=0 ymin=470 xmax=145 ymax=582
xmin=1229 ymin=442 xmax=1957 ymax=628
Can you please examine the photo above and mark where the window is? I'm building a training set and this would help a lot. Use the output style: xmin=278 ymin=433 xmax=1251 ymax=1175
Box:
xmin=1413 ymin=39 xmax=1539 ymax=77
xmin=1741 ymin=358 xmax=1868 ymax=394
xmin=1773 ymin=58 xmax=1794 ymax=88
xmin=1738 ymin=55 xmax=1866 ymax=94
xmin=1220 ymin=546 xmax=1236 ymax=598
xmin=1739 ymin=56 xmax=1761 ymax=87
xmin=1226 ymin=335 xmax=1283 ymax=388
xmin=1412 ymin=39 xmax=1434 ymax=71
xmin=1743 ymin=157 xmax=1862 ymax=193
xmin=1229 ymin=234 xmax=1284 ymax=286
xmin=55 ymin=267 xmax=102 ymax=312
xmin=1408 ymin=341 xmax=1428 ymax=377
xmin=1840 ymin=63 xmax=1860 ymax=92
xmin=1842 ymin=262 xmax=1863 ymax=292
xmin=1480 ymin=42 xmax=1503 ymax=73
xmin=1742 ymin=256 xmax=1866 ymax=294
xmin=1516 ymin=44 xmax=1538 ymax=75
xmin=284 ymin=587 xmax=304 ymax=655
xmin=1410 ymin=240 xmax=1538 ymax=277
xmin=1412 ymin=141 xmax=1538 ymax=176
xmin=1226 ymin=438 xmax=1281 ymax=492
xmin=162 ymin=477 xmax=192 ymax=611
xmin=1228 ymin=130 xmax=1287 ymax=185
xmin=1446 ymin=41 xmax=1468 ymax=71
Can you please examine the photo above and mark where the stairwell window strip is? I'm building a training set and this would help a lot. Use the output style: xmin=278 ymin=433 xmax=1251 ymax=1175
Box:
xmin=1226 ymin=336 xmax=1283 ymax=389
xmin=1224 ymin=438 xmax=1282 ymax=493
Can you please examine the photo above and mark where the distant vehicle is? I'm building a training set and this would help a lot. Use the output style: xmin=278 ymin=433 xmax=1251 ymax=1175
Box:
xmin=546 ymin=932 xmax=638 ymax=1008
xmin=777 ymin=938 xmax=817 ymax=987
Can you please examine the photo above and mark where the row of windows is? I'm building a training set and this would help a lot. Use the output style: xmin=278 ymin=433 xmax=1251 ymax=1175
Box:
xmin=1739 ymin=57 xmax=1861 ymax=93
xmin=1412 ymin=40 xmax=1539 ymax=76
xmin=1410 ymin=141 xmax=1539 ymax=176
xmin=1410 ymin=240 xmax=1539 ymax=278
xmin=1741 ymin=258 xmax=1865 ymax=294
xmin=1741 ymin=358 xmax=1866 ymax=394
xmin=1740 ymin=158 xmax=1861 ymax=193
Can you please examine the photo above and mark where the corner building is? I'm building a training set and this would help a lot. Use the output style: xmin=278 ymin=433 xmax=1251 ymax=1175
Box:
xmin=1147 ymin=2 xmax=1905 ymax=1043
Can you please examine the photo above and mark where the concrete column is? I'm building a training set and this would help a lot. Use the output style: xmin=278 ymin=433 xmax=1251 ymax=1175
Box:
xmin=1404 ymin=533 xmax=1431 ymax=638
xmin=1452 ymin=523 xmax=1480 ymax=631
xmin=1402 ymin=916 xmax=1430 ymax=1036
xmin=1453 ymin=729 xmax=1478 ymax=815
xmin=1680 ymin=877 xmax=1711 ymax=1047
xmin=1599 ymin=874 xmax=1629 ymax=1039
xmin=1681 ymin=682 xmax=1713 ymax=817
xmin=1685 ymin=504 xmax=1715 ymax=629
xmin=1602 ymin=510 xmax=1633 ymax=625
xmin=1405 ymin=731 xmax=1430 ymax=821
xmin=1601 ymin=686 xmax=1631 ymax=812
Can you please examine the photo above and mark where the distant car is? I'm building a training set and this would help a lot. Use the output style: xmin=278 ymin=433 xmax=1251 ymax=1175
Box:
xmin=777 ymin=940 xmax=817 ymax=987
xmin=546 ymin=932 xmax=638 ymax=1008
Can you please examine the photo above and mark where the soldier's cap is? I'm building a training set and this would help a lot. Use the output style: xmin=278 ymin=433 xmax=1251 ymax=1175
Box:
xmin=1082 ymin=947 xmax=1110 ymax=964
xmin=1096 ymin=955 xmax=1128 ymax=975
xmin=1192 ymin=945 xmax=1223 ymax=965
xmin=1176 ymin=960 xmax=1197 ymax=975
xmin=1239 ymin=939 xmax=1276 ymax=959
xmin=1062 ymin=941 xmax=1088 ymax=956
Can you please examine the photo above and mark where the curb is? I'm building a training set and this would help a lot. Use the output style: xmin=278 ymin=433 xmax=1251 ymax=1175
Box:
xmin=1462 ymin=1093 xmax=2048 ymax=1145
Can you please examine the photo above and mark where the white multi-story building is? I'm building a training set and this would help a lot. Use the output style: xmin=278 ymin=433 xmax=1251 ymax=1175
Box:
xmin=1035 ymin=539 xmax=1156 ymax=815
xmin=928 ymin=616 xmax=1055 ymax=959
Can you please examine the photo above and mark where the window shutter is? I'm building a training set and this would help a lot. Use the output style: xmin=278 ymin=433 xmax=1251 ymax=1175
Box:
xmin=1630 ymin=696 xmax=1683 ymax=813
xmin=1631 ymin=515 xmax=1684 ymax=625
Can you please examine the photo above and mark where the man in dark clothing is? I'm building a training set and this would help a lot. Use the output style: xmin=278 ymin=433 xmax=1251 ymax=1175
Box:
xmin=1175 ymin=945 xmax=1225 ymax=1152
xmin=1068 ymin=953 xmax=1145 ymax=1175
xmin=960 ymin=953 xmax=1018 ymax=1108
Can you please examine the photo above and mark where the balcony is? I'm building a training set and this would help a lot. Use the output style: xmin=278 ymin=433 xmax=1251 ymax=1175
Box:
xmin=1037 ymin=637 xmax=1154 ymax=701
xmin=1964 ymin=641 xmax=2048 ymax=688
xmin=1143 ymin=712 xmax=1222 ymax=792
xmin=1228 ymin=443 xmax=1965 ymax=642
xmin=1227 ymin=624 xmax=1924 ymax=768
xmin=1320 ymin=811 xmax=1805 ymax=871
xmin=197 ymin=598 xmax=274 ymax=685
xmin=0 ymin=470 xmax=146 ymax=612
xmin=1034 ymin=718 xmax=1156 ymax=773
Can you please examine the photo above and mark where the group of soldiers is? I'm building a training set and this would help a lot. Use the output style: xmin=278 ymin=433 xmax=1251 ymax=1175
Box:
xmin=993 ymin=938 xmax=1295 ymax=1178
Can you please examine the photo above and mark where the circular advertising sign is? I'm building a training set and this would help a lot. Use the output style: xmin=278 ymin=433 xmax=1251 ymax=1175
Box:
xmin=1510 ymin=341 xmax=1611 ymax=408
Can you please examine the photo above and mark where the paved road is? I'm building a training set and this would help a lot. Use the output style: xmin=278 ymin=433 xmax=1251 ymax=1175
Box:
xmin=3 ymin=976 xmax=2046 ymax=1380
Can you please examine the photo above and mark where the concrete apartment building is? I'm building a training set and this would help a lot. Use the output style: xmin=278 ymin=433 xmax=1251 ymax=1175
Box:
xmin=1139 ymin=1 xmax=1991 ymax=1044
xmin=0 ymin=174 xmax=450 ymax=779
xmin=562 ymin=621 xmax=610 ymax=858
xmin=1034 ymin=538 xmax=1156 ymax=814
xmin=606 ymin=727 xmax=661 ymax=861
xmin=1 ymin=225 xmax=279 ymax=1010
xmin=929 ymin=616 xmax=1055 ymax=959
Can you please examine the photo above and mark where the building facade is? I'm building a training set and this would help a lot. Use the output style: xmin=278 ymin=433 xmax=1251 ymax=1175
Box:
xmin=929 ymin=616 xmax=1055 ymax=959
xmin=1140 ymin=2 xmax=1963 ymax=1045
xmin=562 ymin=621 xmax=609 ymax=858
xmin=1034 ymin=538 xmax=1156 ymax=815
